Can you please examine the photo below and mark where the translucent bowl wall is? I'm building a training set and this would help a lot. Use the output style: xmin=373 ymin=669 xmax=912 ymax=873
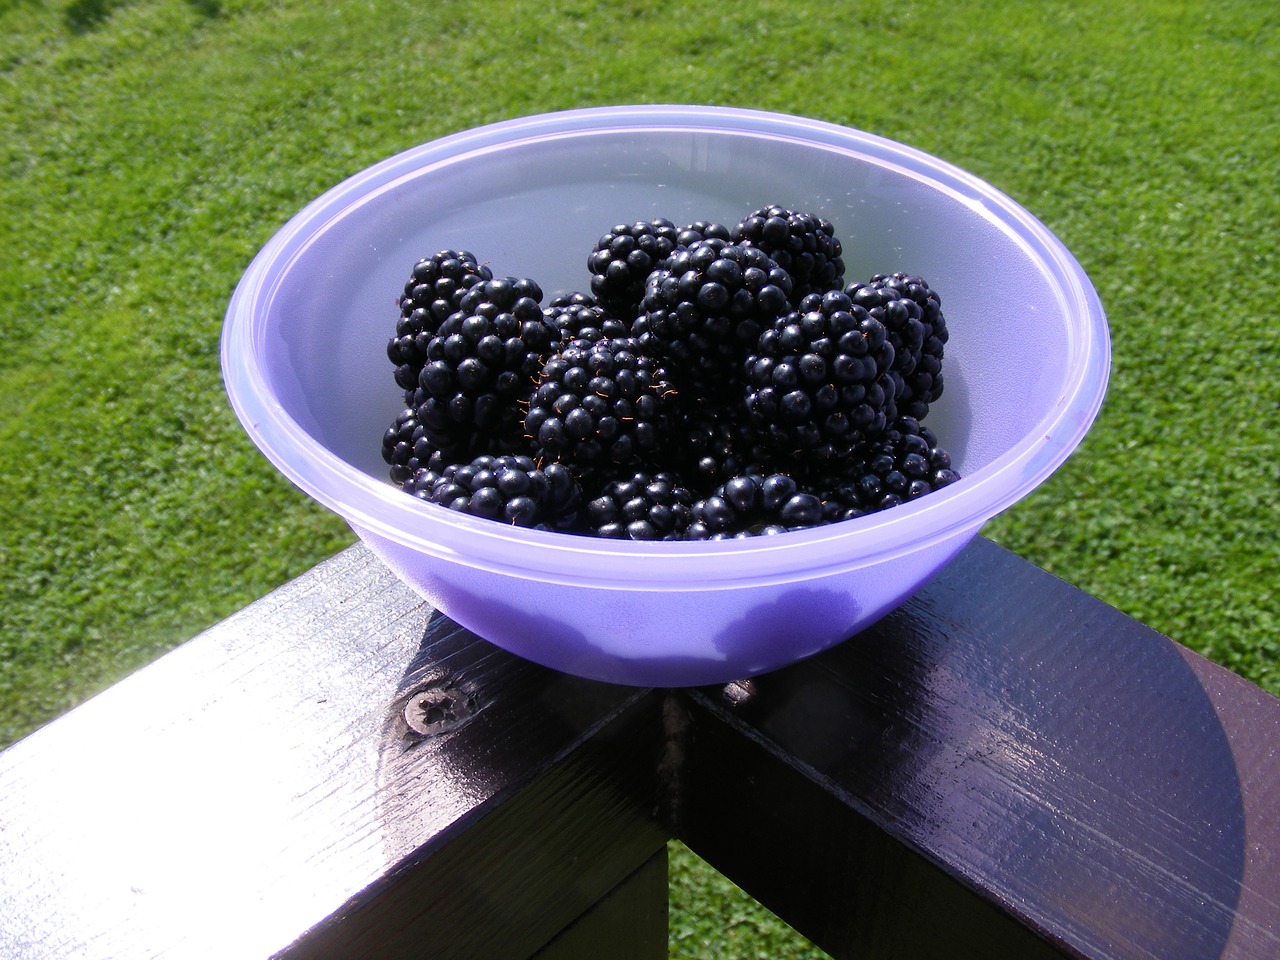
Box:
xmin=222 ymin=105 xmax=1110 ymax=686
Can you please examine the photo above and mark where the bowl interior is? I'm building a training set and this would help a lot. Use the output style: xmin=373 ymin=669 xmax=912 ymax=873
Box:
xmin=224 ymin=108 xmax=1108 ymax=683
xmin=259 ymin=124 xmax=1077 ymax=489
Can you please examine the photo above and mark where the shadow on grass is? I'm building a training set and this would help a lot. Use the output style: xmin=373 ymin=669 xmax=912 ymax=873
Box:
xmin=64 ymin=0 xmax=220 ymax=33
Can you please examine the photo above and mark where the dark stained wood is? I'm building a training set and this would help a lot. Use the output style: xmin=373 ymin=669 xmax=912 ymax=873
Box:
xmin=279 ymin=632 xmax=667 ymax=960
xmin=531 ymin=851 xmax=668 ymax=960
xmin=1172 ymin=645 xmax=1280 ymax=957
xmin=681 ymin=537 xmax=1278 ymax=960
xmin=1 ymin=539 xmax=1278 ymax=960
xmin=0 ymin=548 xmax=664 ymax=960
xmin=676 ymin=692 xmax=1075 ymax=959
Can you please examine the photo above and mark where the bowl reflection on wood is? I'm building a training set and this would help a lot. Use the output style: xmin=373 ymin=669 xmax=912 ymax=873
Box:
xmin=221 ymin=105 xmax=1110 ymax=687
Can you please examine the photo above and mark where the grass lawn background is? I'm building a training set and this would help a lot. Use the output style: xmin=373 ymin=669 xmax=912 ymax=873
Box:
xmin=2 ymin=0 xmax=1276 ymax=955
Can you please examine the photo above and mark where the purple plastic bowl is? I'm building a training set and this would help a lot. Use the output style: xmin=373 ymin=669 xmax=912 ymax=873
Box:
xmin=221 ymin=105 xmax=1110 ymax=687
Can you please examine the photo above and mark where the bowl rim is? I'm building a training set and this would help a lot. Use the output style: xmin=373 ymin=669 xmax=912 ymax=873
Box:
xmin=221 ymin=104 xmax=1110 ymax=589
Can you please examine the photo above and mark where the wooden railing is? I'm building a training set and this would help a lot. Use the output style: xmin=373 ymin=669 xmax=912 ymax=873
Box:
xmin=1 ymin=537 xmax=1277 ymax=959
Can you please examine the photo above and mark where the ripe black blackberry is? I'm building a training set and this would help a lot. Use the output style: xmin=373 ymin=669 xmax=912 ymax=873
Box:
xmin=670 ymin=405 xmax=766 ymax=490
xmin=587 ymin=219 xmax=680 ymax=316
xmin=655 ymin=221 xmax=733 ymax=281
xmin=413 ymin=285 xmax=559 ymax=455
xmin=381 ymin=407 xmax=451 ymax=486
xmin=687 ymin=472 xmax=825 ymax=539
xmin=414 ymin=454 xmax=582 ymax=529
xmin=585 ymin=471 xmax=695 ymax=540
xmin=845 ymin=272 xmax=948 ymax=420
xmin=732 ymin=205 xmax=844 ymax=304
xmin=455 ymin=274 xmax=545 ymax=317
xmin=525 ymin=337 xmax=675 ymax=468
xmin=670 ymin=220 xmax=732 ymax=254
xmin=819 ymin=417 xmax=961 ymax=515
xmin=547 ymin=290 xmax=597 ymax=308
xmin=401 ymin=464 xmax=445 ymax=500
xmin=407 ymin=393 xmax=530 ymax=461
xmin=744 ymin=290 xmax=897 ymax=464
xmin=544 ymin=298 xmax=630 ymax=344
xmin=388 ymin=250 xmax=493 ymax=393
xmin=634 ymin=239 xmax=793 ymax=399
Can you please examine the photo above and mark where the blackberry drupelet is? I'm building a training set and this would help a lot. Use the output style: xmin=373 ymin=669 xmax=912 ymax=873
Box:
xmin=845 ymin=272 xmax=948 ymax=420
xmin=587 ymin=219 xmax=680 ymax=316
xmin=525 ymin=337 xmax=675 ymax=468
xmin=585 ymin=471 xmax=695 ymax=540
xmin=413 ymin=281 xmax=559 ymax=455
xmin=732 ymin=205 xmax=844 ymax=304
xmin=634 ymin=239 xmax=793 ymax=399
xmin=820 ymin=416 xmax=961 ymax=516
xmin=416 ymin=454 xmax=582 ymax=529
xmin=744 ymin=289 xmax=897 ymax=465
xmin=687 ymin=472 xmax=824 ymax=539
xmin=388 ymin=250 xmax=493 ymax=393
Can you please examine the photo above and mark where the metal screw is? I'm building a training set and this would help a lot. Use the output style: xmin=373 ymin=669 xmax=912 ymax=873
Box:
xmin=402 ymin=684 xmax=475 ymax=738
xmin=722 ymin=678 xmax=758 ymax=707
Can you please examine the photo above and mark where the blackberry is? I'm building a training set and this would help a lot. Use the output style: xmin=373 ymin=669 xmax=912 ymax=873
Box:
xmin=547 ymin=290 xmax=598 ymax=308
xmin=416 ymin=454 xmax=582 ymax=529
xmin=820 ymin=417 xmax=961 ymax=515
xmin=544 ymin=298 xmax=631 ymax=344
xmin=816 ymin=491 xmax=873 ymax=525
xmin=634 ymin=239 xmax=793 ymax=398
xmin=670 ymin=220 xmax=732 ymax=254
xmin=845 ymin=272 xmax=948 ymax=420
xmin=587 ymin=219 xmax=680 ymax=316
xmin=585 ymin=471 xmax=695 ymax=540
xmin=381 ymin=407 xmax=451 ymax=485
xmin=744 ymin=290 xmax=897 ymax=464
xmin=388 ymin=250 xmax=493 ymax=392
xmin=525 ymin=337 xmax=675 ymax=468
xmin=407 ymin=393 xmax=528 ymax=460
xmin=671 ymin=405 xmax=766 ymax=491
xmin=413 ymin=285 xmax=559 ymax=454
xmin=687 ymin=472 xmax=825 ymax=539
xmin=732 ymin=205 xmax=844 ymax=304
xmin=402 ymin=464 xmax=446 ymax=500
xmin=382 ymin=220 xmax=959 ymax=540
xmin=455 ymin=274 xmax=545 ymax=316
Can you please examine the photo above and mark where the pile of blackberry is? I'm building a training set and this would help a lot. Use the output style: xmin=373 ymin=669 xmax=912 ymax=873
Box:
xmin=380 ymin=206 xmax=959 ymax=539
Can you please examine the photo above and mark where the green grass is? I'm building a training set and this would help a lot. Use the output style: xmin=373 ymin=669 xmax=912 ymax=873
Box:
xmin=2 ymin=0 xmax=1277 ymax=955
